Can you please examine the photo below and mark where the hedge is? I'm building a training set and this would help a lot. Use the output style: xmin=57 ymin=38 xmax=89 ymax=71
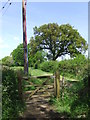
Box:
xmin=2 ymin=67 xmax=25 ymax=120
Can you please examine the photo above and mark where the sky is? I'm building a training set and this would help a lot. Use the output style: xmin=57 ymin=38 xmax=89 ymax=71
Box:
xmin=0 ymin=2 xmax=88 ymax=59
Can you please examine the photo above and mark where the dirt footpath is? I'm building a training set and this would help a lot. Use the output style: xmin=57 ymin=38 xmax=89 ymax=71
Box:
xmin=20 ymin=85 xmax=65 ymax=120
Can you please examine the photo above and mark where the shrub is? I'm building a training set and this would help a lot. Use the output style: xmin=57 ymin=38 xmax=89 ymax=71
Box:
xmin=49 ymin=73 xmax=89 ymax=119
xmin=2 ymin=56 xmax=14 ymax=67
xmin=58 ymin=54 xmax=87 ymax=79
xmin=40 ymin=61 xmax=58 ymax=73
xmin=2 ymin=67 xmax=24 ymax=120
xmin=70 ymin=74 xmax=89 ymax=118
xmin=28 ymin=51 xmax=46 ymax=69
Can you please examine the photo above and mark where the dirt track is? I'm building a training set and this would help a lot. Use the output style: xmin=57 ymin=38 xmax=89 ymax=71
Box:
xmin=20 ymin=85 xmax=66 ymax=120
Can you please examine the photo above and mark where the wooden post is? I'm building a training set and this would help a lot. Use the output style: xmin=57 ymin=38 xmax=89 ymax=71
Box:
xmin=54 ymin=72 xmax=57 ymax=97
xmin=62 ymin=76 xmax=64 ymax=99
xmin=54 ymin=71 xmax=60 ymax=98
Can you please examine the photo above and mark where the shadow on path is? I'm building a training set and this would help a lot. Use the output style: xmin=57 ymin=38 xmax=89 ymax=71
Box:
xmin=19 ymin=85 xmax=69 ymax=120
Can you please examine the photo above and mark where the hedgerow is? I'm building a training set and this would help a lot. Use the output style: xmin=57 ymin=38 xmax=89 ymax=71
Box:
xmin=2 ymin=67 xmax=25 ymax=120
xmin=40 ymin=61 xmax=58 ymax=73
xmin=40 ymin=54 xmax=87 ymax=80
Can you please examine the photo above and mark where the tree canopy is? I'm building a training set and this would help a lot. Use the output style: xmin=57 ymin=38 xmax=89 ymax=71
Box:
xmin=30 ymin=23 xmax=88 ymax=60
xmin=11 ymin=44 xmax=24 ymax=66
xmin=2 ymin=56 xmax=14 ymax=66
xmin=11 ymin=43 xmax=46 ymax=67
xmin=28 ymin=50 xmax=46 ymax=68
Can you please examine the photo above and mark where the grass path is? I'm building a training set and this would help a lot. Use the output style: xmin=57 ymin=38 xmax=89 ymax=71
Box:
xmin=11 ymin=66 xmax=78 ymax=82
xmin=11 ymin=66 xmax=52 ymax=76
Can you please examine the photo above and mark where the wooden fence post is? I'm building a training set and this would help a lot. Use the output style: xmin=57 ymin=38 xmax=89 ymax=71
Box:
xmin=54 ymin=72 xmax=57 ymax=97
xmin=62 ymin=76 xmax=64 ymax=99
xmin=54 ymin=70 xmax=60 ymax=99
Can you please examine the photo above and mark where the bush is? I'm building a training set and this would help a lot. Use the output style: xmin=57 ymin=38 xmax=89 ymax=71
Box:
xmin=2 ymin=67 xmax=25 ymax=120
xmin=49 ymin=73 xmax=89 ymax=119
xmin=2 ymin=56 xmax=14 ymax=67
xmin=70 ymin=73 xmax=89 ymax=118
xmin=28 ymin=51 xmax=46 ymax=69
xmin=40 ymin=54 xmax=87 ymax=80
xmin=11 ymin=43 xmax=24 ymax=66
xmin=40 ymin=61 xmax=58 ymax=73
xmin=58 ymin=54 xmax=87 ymax=79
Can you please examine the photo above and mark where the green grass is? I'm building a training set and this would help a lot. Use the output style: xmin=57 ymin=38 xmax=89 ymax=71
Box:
xmin=29 ymin=67 xmax=52 ymax=76
xmin=10 ymin=66 xmax=89 ymax=118
xmin=11 ymin=66 xmax=52 ymax=76
xmin=49 ymin=79 xmax=89 ymax=119
xmin=49 ymin=81 xmax=78 ymax=116
xmin=11 ymin=66 xmax=78 ymax=82
xmin=24 ymin=86 xmax=36 ymax=91
xmin=61 ymin=72 xmax=82 ymax=81
xmin=30 ymin=78 xmax=45 ymax=85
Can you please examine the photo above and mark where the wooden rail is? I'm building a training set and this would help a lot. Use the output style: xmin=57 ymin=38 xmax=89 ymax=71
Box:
xmin=22 ymin=75 xmax=54 ymax=80
xmin=22 ymin=72 xmax=61 ymax=100
xmin=26 ymin=78 xmax=50 ymax=100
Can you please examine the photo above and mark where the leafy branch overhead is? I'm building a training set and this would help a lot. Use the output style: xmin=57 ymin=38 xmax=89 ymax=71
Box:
xmin=30 ymin=23 xmax=88 ymax=60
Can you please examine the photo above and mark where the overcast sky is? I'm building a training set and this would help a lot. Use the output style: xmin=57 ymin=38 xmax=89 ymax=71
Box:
xmin=0 ymin=2 xmax=88 ymax=59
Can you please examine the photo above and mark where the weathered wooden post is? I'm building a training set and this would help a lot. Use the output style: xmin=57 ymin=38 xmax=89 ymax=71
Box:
xmin=57 ymin=71 xmax=60 ymax=98
xmin=54 ymin=70 xmax=60 ymax=99
xmin=54 ymin=72 xmax=56 ymax=97
xmin=62 ymin=75 xmax=64 ymax=99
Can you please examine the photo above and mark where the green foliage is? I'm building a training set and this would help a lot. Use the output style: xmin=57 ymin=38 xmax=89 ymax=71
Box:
xmin=49 ymin=78 xmax=89 ymax=118
xmin=70 ymin=77 xmax=89 ymax=118
xmin=30 ymin=78 xmax=43 ymax=85
xmin=58 ymin=54 xmax=87 ymax=79
xmin=11 ymin=43 xmax=46 ymax=68
xmin=24 ymin=86 xmax=36 ymax=91
xmin=28 ymin=51 xmax=46 ymax=69
xmin=40 ymin=61 xmax=58 ymax=73
xmin=30 ymin=23 xmax=87 ymax=60
xmin=10 ymin=66 xmax=52 ymax=77
xmin=29 ymin=67 xmax=52 ymax=76
xmin=11 ymin=43 xmax=24 ymax=66
xmin=0 ymin=60 xmax=2 ymax=64
xmin=39 ymin=55 xmax=87 ymax=80
xmin=2 ymin=67 xmax=25 ymax=119
xmin=11 ymin=43 xmax=31 ymax=66
xmin=1 ymin=56 xmax=14 ymax=67
xmin=0 ymin=83 xmax=2 ymax=120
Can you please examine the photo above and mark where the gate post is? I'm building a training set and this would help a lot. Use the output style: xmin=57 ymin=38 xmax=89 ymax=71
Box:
xmin=54 ymin=70 xmax=60 ymax=99
xmin=54 ymin=72 xmax=56 ymax=97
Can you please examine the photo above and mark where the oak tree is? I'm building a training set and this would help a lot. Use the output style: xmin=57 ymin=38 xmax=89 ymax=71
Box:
xmin=30 ymin=23 xmax=88 ymax=60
